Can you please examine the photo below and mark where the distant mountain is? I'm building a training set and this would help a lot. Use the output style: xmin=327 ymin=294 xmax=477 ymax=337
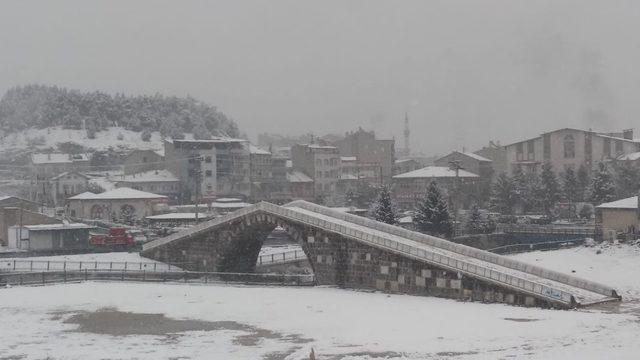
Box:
xmin=0 ymin=84 xmax=240 ymax=139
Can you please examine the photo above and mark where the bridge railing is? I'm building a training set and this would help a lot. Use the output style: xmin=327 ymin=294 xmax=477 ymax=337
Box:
xmin=267 ymin=202 xmax=575 ymax=305
xmin=0 ymin=269 xmax=315 ymax=287
xmin=257 ymin=250 xmax=307 ymax=266
xmin=282 ymin=201 xmax=617 ymax=301
xmin=0 ymin=259 xmax=186 ymax=273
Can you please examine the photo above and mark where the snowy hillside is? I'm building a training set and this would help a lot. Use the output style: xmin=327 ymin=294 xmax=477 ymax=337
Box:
xmin=0 ymin=126 xmax=164 ymax=153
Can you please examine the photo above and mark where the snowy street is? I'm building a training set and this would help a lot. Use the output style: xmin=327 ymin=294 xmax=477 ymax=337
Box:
xmin=1 ymin=244 xmax=639 ymax=359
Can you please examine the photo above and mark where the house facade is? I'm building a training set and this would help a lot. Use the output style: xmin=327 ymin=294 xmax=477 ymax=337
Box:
xmin=67 ymin=187 xmax=168 ymax=222
xmin=164 ymin=137 xmax=251 ymax=202
xmin=113 ymin=169 xmax=181 ymax=201
xmin=434 ymin=151 xmax=494 ymax=180
xmin=123 ymin=149 xmax=164 ymax=175
xmin=291 ymin=144 xmax=341 ymax=198
xmin=505 ymin=128 xmax=640 ymax=174
xmin=47 ymin=172 xmax=90 ymax=206
xmin=333 ymin=128 xmax=395 ymax=184
xmin=392 ymin=166 xmax=480 ymax=210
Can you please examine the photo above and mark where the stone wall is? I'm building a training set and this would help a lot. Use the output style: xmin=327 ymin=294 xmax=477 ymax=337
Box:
xmin=142 ymin=212 xmax=562 ymax=308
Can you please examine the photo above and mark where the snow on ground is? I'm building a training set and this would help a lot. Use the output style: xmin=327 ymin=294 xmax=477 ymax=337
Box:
xmin=0 ymin=252 xmax=157 ymax=263
xmin=1 ymin=282 xmax=640 ymax=360
xmin=0 ymin=126 xmax=164 ymax=153
xmin=2 ymin=245 xmax=640 ymax=359
xmin=259 ymin=244 xmax=303 ymax=257
xmin=510 ymin=244 xmax=640 ymax=301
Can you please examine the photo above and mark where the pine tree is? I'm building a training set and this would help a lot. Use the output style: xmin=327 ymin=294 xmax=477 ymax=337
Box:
xmin=414 ymin=181 xmax=453 ymax=238
xmin=490 ymin=172 xmax=517 ymax=214
xmin=465 ymin=203 xmax=483 ymax=234
xmin=562 ymin=167 xmax=579 ymax=202
xmin=613 ymin=163 xmax=640 ymax=198
xmin=576 ymin=164 xmax=590 ymax=202
xmin=539 ymin=162 xmax=561 ymax=216
xmin=373 ymin=186 xmax=397 ymax=225
xmin=590 ymin=162 xmax=616 ymax=205
xmin=140 ymin=128 xmax=152 ymax=142
xmin=512 ymin=166 xmax=531 ymax=210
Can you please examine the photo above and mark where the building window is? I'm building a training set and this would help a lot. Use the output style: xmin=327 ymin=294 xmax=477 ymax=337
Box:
xmin=516 ymin=143 xmax=523 ymax=161
xmin=527 ymin=140 xmax=535 ymax=160
xmin=604 ymin=138 xmax=611 ymax=157
xmin=142 ymin=157 xmax=148 ymax=163
xmin=205 ymin=170 xmax=212 ymax=177
xmin=564 ymin=135 xmax=575 ymax=159
xmin=205 ymin=156 xmax=212 ymax=163
xmin=615 ymin=140 xmax=623 ymax=156
xmin=324 ymin=159 xmax=329 ymax=166
xmin=316 ymin=159 xmax=321 ymax=166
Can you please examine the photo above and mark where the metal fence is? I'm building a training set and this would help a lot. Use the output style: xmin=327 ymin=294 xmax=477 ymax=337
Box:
xmin=0 ymin=269 xmax=316 ymax=287
xmin=257 ymin=250 xmax=307 ymax=266
xmin=0 ymin=260 xmax=188 ymax=273
xmin=489 ymin=239 xmax=586 ymax=255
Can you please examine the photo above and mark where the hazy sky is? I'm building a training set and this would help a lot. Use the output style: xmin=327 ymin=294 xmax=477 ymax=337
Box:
xmin=1 ymin=0 xmax=640 ymax=155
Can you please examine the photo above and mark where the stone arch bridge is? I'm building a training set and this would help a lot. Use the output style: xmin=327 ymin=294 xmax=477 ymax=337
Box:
xmin=141 ymin=201 xmax=620 ymax=309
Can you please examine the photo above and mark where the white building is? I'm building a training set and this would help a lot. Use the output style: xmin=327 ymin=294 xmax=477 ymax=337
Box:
xmin=67 ymin=187 xmax=168 ymax=222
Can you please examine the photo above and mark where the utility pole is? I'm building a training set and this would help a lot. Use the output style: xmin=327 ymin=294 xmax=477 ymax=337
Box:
xmin=189 ymin=154 xmax=204 ymax=223
xmin=448 ymin=159 xmax=464 ymax=230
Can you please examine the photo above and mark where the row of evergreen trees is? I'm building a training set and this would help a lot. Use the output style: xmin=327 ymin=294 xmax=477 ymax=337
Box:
xmin=0 ymin=84 xmax=240 ymax=139
xmin=374 ymin=183 xmax=453 ymax=238
xmin=491 ymin=162 xmax=618 ymax=216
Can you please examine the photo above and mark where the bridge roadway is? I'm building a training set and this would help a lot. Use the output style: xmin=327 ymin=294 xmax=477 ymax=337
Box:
xmin=143 ymin=200 xmax=620 ymax=308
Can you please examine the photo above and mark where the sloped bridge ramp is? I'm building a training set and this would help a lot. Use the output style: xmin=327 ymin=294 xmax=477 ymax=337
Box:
xmin=142 ymin=201 xmax=621 ymax=309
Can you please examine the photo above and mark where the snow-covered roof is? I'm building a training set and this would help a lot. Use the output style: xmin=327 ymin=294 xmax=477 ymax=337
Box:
xmin=114 ymin=169 xmax=179 ymax=183
xmin=31 ymin=153 xmax=89 ymax=164
xmin=460 ymin=152 xmax=492 ymax=162
xmin=393 ymin=166 xmax=479 ymax=179
xmin=50 ymin=171 xmax=91 ymax=181
xmin=248 ymin=144 xmax=271 ymax=155
xmin=287 ymin=171 xmax=313 ymax=183
xmin=68 ymin=187 xmax=167 ymax=200
xmin=210 ymin=201 xmax=251 ymax=209
xmin=307 ymin=144 xmax=337 ymax=150
xmin=22 ymin=223 xmax=94 ymax=231
xmin=168 ymin=135 xmax=248 ymax=144
xmin=395 ymin=158 xmax=418 ymax=164
xmin=617 ymin=152 xmax=640 ymax=161
xmin=146 ymin=212 xmax=214 ymax=220
xmin=329 ymin=207 xmax=368 ymax=213
xmin=215 ymin=197 xmax=243 ymax=203
xmin=596 ymin=196 xmax=638 ymax=210
xmin=339 ymin=174 xmax=359 ymax=180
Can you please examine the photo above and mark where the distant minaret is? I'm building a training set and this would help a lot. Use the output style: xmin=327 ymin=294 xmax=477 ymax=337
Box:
xmin=403 ymin=112 xmax=411 ymax=156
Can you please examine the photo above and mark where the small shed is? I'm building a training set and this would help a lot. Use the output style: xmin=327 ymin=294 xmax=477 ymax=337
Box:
xmin=596 ymin=196 xmax=639 ymax=234
xmin=8 ymin=223 xmax=94 ymax=251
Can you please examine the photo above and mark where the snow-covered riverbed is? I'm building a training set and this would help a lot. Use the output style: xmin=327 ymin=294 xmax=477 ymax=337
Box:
xmin=1 ymin=244 xmax=639 ymax=359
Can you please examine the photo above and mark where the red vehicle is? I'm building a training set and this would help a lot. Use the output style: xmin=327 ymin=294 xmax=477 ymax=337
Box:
xmin=90 ymin=227 xmax=134 ymax=248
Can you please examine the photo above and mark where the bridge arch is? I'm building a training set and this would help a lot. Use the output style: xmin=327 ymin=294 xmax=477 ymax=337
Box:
xmin=142 ymin=201 xmax=620 ymax=309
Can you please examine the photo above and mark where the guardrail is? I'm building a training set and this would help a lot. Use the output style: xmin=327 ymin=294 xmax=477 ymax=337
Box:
xmin=0 ymin=260 xmax=187 ymax=273
xmin=0 ymin=269 xmax=316 ymax=287
xmin=257 ymin=250 xmax=307 ymax=266
xmin=496 ymin=224 xmax=597 ymax=236
xmin=489 ymin=239 xmax=586 ymax=255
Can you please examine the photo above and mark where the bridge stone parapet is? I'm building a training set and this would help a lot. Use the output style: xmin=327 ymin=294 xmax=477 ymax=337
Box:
xmin=142 ymin=201 xmax=621 ymax=309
